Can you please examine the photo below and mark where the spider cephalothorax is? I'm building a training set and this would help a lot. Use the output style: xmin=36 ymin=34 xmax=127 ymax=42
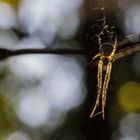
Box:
xmin=100 ymin=43 xmax=115 ymax=56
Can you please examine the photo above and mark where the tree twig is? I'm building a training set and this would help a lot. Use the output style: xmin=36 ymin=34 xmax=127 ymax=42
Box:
xmin=0 ymin=34 xmax=139 ymax=61
xmin=0 ymin=48 xmax=86 ymax=61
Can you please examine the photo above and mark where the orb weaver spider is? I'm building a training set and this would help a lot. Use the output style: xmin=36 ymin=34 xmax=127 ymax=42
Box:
xmin=90 ymin=34 xmax=140 ymax=119
xmin=89 ymin=0 xmax=140 ymax=119
xmin=88 ymin=11 xmax=118 ymax=118
xmin=89 ymin=0 xmax=125 ymax=119
xmin=90 ymin=38 xmax=117 ymax=119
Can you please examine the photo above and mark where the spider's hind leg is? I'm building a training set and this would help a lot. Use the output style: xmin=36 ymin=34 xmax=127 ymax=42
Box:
xmin=90 ymin=59 xmax=103 ymax=118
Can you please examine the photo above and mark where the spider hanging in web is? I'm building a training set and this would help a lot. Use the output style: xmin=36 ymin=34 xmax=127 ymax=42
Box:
xmin=90 ymin=34 xmax=140 ymax=118
xmin=89 ymin=4 xmax=140 ymax=119
xmin=89 ymin=25 xmax=117 ymax=119
xmin=88 ymin=2 xmax=118 ymax=118
xmin=89 ymin=27 xmax=140 ymax=119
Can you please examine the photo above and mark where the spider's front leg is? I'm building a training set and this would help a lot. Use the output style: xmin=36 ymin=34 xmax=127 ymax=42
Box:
xmin=90 ymin=58 xmax=103 ymax=118
xmin=101 ymin=61 xmax=112 ymax=119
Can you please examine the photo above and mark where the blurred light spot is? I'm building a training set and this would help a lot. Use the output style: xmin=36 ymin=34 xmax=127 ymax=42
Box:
xmin=7 ymin=131 xmax=31 ymax=140
xmin=9 ymin=37 xmax=46 ymax=80
xmin=17 ymin=92 xmax=50 ymax=127
xmin=132 ymin=52 xmax=140 ymax=75
xmin=8 ymin=50 xmax=86 ymax=129
xmin=118 ymin=0 xmax=134 ymax=11
xmin=124 ymin=6 xmax=140 ymax=34
xmin=19 ymin=0 xmax=83 ymax=43
xmin=120 ymin=113 xmax=140 ymax=140
xmin=16 ymin=36 xmax=45 ymax=49
xmin=41 ymin=56 xmax=86 ymax=112
xmin=1 ymin=0 xmax=19 ymax=8
xmin=45 ymin=111 xmax=66 ymax=130
xmin=118 ymin=82 xmax=140 ymax=111
xmin=0 ymin=2 xmax=17 ymax=29
xmin=61 ymin=131 xmax=85 ymax=140
xmin=57 ymin=12 xmax=79 ymax=39
xmin=19 ymin=0 xmax=58 ymax=45
xmin=0 ymin=30 xmax=18 ymax=48
xmin=120 ymin=136 xmax=139 ymax=140
xmin=112 ymin=113 xmax=140 ymax=140
xmin=121 ymin=126 xmax=138 ymax=139
xmin=9 ymin=55 xmax=47 ymax=80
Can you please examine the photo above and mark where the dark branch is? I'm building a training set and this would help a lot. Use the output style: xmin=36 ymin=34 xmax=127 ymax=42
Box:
xmin=0 ymin=48 xmax=86 ymax=61
xmin=117 ymin=34 xmax=140 ymax=49
xmin=115 ymin=44 xmax=140 ymax=60
xmin=0 ymin=34 xmax=139 ymax=61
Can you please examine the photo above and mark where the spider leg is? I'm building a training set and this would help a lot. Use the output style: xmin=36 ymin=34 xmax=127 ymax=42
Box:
xmin=92 ymin=54 xmax=101 ymax=61
xmin=101 ymin=61 xmax=112 ymax=119
xmin=90 ymin=59 xmax=103 ymax=118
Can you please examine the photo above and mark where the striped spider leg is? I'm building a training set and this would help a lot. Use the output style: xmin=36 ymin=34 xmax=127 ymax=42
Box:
xmin=90 ymin=38 xmax=117 ymax=119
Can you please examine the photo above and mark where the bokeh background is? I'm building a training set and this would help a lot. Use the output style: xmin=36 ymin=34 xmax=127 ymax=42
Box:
xmin=0 ymin=0 xmax=140 ymax=140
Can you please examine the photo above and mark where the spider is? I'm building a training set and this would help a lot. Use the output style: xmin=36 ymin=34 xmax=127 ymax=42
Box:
xmin=87 ymin=10 xmax=118 ymax=118
xmin=89 ymin=37 xmax=117 ymax=119
xmin=89 ymin=33 xmax=140 ymax=119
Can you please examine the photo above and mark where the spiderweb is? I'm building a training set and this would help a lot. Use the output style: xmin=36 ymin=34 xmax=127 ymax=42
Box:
xmin=91 ymin=0 xmax=117 ymax=49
